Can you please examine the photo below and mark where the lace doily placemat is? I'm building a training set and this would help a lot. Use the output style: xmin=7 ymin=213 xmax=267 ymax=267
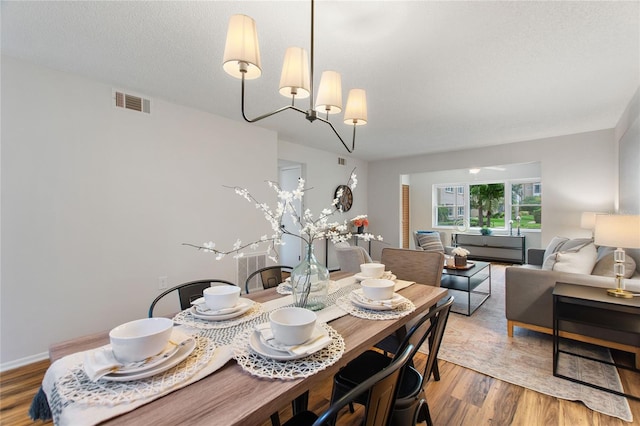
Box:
xmin=51 ymin=335 xmax=216 ymax=407
xmin=335 ymin=294 xmax=416 ymax=320
xmin=173 ymin=302 xmax=264 ymax=329
xmin=232 ymin=323 xmax=345 ymax=380
xmin=276 ymin=280 xmax=340 ymax=295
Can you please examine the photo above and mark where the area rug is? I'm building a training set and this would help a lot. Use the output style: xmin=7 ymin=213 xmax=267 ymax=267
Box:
xmin=431 ymin=265 xmax=633 ymax=422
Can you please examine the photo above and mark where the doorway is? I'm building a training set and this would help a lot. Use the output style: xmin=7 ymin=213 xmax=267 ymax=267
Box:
xmin=279 ymin=162 xmax=304 ymax=267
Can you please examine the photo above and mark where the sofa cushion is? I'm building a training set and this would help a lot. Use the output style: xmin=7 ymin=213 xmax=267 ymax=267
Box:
xmin=592 ymin=250 xmax=637 ymax=278
xmin=415 ymin=232 xmax=445 ymax=253
xmin=549 ymin=242 xmax=598 ymax=274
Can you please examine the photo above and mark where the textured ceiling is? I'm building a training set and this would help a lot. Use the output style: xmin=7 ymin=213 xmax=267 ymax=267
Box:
xmin=2 ymin=1 xmax=639 ymax=161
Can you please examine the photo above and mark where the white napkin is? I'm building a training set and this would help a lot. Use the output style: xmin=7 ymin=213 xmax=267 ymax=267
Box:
xmin=254 ymin=323 xmax=332 ymax=356
xmin=191 ymin=298 xmax=242 ymax=315
xmin=352 ymin=289 xmax=404 ymax=308
xmin=83 ymin=328 xmax=193 ymax=381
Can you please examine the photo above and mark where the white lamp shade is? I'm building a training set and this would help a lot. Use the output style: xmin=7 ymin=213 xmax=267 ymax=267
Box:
xmin=594 ymin=214 xmax=640 ymax=249
xmin=279 ymin=47 xmax=310 ymax=99
xmin=223 ymin=14 xmax=262 ymax=80
xmin=580 ymin=212 xmax=599 ymax=229
xmin=344 ymin=89 xmax=368 ymax=125
xmin=315 ymin=71 xmax=343 ymax=114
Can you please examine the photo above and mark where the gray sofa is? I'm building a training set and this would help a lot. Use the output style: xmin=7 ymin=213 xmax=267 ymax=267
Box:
xmin=505 ymin=245 xmax=640 ymax=368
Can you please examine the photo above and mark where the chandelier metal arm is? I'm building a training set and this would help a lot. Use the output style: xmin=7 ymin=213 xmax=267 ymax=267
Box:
xmin=315 ymin=115 xmax=356 ymax=153
xmin=240 ymin=73 xmax=355 ymax=153
xmin=240 ymin=75 xmax=307 ymax=123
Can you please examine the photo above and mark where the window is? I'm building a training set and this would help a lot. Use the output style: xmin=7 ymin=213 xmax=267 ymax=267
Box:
xmin=435 ymin=185 xmax=465 ymax=226
xmin=511 ymin=181 xmax=542 ymax=229
xmin=433 ymin=180 xmax=542 ymax=230
xmin=470 ymin=183 xmax=505 ymax=228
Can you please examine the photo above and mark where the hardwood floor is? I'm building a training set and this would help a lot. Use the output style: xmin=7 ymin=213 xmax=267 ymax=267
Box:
xmin=2 ymin=352 xmax=638 ymax=425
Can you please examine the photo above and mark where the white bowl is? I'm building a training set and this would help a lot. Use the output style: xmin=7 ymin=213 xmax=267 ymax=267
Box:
xmin=361 ymin=279 xmax=396 ymax=301
xmin=109 ymin=317 xmax=173 ymax=363
xmin=204 ymin=285 xmax=241 ymax=310
xmin=360 ymin=263 xmax=385 ymax=278
xmin=269 ymin=307 xmax=317 ymax=346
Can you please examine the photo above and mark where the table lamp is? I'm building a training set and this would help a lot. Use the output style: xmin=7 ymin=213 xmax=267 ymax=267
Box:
xmin=580 ymin=212 xmax=603 ymax=239
xmin=594 ymin=214 xmax=640 ymax=298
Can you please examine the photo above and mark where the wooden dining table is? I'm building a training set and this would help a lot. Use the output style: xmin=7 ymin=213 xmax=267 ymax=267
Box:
xmin=49 ymin=273 xmax=447 ymax=425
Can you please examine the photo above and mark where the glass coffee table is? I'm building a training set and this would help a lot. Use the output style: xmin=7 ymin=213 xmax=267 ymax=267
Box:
xmin=441 ymin=260 xmax=491 ymax=315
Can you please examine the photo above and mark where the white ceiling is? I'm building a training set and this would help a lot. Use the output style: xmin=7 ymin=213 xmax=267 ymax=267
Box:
xmin=2 ymin=1 xmax=639 ymax=161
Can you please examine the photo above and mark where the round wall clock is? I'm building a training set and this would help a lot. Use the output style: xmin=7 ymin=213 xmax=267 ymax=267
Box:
xmin=334 ymin=185 xmax=353 ymax=212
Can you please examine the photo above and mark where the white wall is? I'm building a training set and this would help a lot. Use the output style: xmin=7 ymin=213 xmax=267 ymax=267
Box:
xmin=617 ymin=88 xmax=640 ymax=215
xmin=1 ymin=56 xmax=280 ymax=366
xmin=278 ymin=140 xmax=370 ymax=269
xmin=368 ymin=129 xmax=617 ymax=260
xmin=615 ymin=88 xmax=640 ymax=265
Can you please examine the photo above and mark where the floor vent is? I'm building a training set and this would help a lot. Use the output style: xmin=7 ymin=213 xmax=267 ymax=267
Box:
xmin=237 ymin=253 xmax=267 ymax=292
xmin=114 ymin=90 xmax=150 ymax=114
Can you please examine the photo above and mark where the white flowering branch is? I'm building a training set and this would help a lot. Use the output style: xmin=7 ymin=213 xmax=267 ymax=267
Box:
xmin=183 ymin=169 xmax=383 ymax=263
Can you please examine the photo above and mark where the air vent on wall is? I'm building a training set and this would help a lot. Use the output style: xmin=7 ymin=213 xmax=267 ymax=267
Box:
xmin=114 ymin=90 xmax=151 ymax=114
xmin=338 ymin=157 xmax=346 ymax=166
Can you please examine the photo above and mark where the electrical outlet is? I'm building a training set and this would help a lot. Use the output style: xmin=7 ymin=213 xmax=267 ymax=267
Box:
xmin=158 ymin=276 xmax=168 ymax=290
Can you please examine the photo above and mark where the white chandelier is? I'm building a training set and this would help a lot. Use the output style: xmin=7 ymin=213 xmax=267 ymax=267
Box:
xmin=222 ymin=0 xmax=368 ymax=153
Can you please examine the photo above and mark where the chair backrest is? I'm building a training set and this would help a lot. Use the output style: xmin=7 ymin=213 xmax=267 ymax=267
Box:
xmin=245 ymin=265 xmax=293 ymax=294
xmin=313 ymin=344 xmax=414 ymax=426
xmin=395 ymin=296 xmax=454 ymax=383
xmin=148 ymin=279 xmax=237 ymax=317
xmin=381 ymin=248 xmax=444 ymax=286
xmin=334 ymin=243 xmax=373 ymax=273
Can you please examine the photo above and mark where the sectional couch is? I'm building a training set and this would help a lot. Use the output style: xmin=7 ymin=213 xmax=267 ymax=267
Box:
xmin=505 ymin=239 xmax=640 ymax=368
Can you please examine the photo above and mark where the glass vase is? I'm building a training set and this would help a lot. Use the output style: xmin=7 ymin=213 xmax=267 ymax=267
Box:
xmin=291 ymin=244 xmax=329 ymax=311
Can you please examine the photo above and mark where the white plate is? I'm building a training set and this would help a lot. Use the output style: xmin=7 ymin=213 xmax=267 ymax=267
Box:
xmin=249 ymin=325 xmax=330 ymax=361
xmin=190 ymin=298 xmax=253 ymax=320
xmin=349 ymin=291 xmax=403 ymax=311
xmin=354 ymin=273 xmax=397 ymax=282
xmin=101 ymin=338 xmax=196 ymax=382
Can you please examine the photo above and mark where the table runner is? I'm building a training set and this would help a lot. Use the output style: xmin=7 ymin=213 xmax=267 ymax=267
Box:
xmin=35 ymin=276 xmax=415 ymax=425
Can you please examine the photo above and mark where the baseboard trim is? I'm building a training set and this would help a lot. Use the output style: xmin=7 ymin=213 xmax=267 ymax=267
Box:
xmin=0 ymin=351 xmax=49 ymax=373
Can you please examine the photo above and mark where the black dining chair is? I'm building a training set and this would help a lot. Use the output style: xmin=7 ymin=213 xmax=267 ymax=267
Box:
xmin=245 ymin=265 xmax=293 ymax=293
xmin=148 ymin=279 xmax=237 ymax=317
xmin=282 ymin=344 xmax=414 ymax=426
xmin=330 ymin=296 xmax=454 ymax=426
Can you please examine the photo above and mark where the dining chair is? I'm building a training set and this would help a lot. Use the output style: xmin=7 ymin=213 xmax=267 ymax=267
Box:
xmin=380 ymin=248 xmax=444 ymax=286
xmin=147 ymin=279 xmax=237 ymax=317
xmin=282 ymin=344 xmax=414 ymax=426
xmin=377 ymin=248 xmax=445 ymax=377
xmin=334 ymin=241 xmax=373 ymax=273
xmin=330 ymin=296 xmax=454 ymax=426
xmin=245 ymin=265 xmax=293 ymax=294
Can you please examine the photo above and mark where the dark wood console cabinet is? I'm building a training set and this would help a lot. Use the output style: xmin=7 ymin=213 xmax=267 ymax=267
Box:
xmin=453 ymin=234 xmax=525 ymax=264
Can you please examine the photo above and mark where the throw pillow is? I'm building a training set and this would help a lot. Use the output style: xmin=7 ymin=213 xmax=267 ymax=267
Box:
xmin=551 ymin=242 xmax=598 ymax=274
xmin=591 ymin=251 xmax=637 ymax=278
xmin=541 ymin=237 xmax=592 ymax=270
xmin=416 ymin=232 xmax=445 ymax=253
xmin=541 ymin=237 xmax=569 ymax=269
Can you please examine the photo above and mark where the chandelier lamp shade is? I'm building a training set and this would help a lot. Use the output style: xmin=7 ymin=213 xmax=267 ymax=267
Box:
xmin=222 ymin=0 xmax=368 ymax=153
